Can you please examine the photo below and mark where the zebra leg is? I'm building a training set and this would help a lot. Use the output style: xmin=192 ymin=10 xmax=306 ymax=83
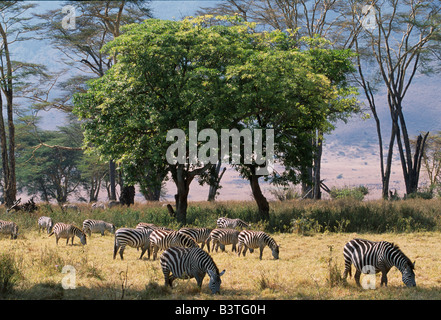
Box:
xmin=119 ymin=246 xmax=125 ymax=260
xmin=380 ymin=272 xmax=388 ymax=287
xmin=206 ymin=239 xmax=211 ymax=252
xmin=232 ymin=243 xmax=236 ymax=252
xmin=237 ymin=243 xmax=243 ymax=257
xmin=152 ymin=245 xmax=159 ymax=260
xmin=195 ymin=273 xmax=205 ymax=289
xmin=162 ymin=268 xmax=174 ymax=287
xmin=354 ymin=270 xmax=362 ymax=286
xmin=55 ymin=236 xmax=59 ymax=245
xmin=113 ymin=244 xmax=119 ymax=259
xmin=139 ymin=246 xmax=147 ymax=260
xmin=259 ymin=246 xmax=264 ymax=260
xmin=342 ymin=259 xmax=352 ymax=282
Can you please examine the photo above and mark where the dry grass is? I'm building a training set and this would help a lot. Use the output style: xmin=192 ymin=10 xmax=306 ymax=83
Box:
xmin=1 ymin=229 xmax=441 ymax=300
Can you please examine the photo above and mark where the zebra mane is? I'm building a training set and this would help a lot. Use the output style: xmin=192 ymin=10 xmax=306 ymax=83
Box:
xmin=391 ymin=243 xmax=414 ymax=269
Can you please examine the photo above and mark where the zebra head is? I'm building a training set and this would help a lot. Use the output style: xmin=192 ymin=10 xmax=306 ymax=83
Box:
xmin=271 ymin=245 xmax=280 ymax=260
xmin=79 ymin=232 xmax=87 ymax=245
xmin=207 ymin=269 xmax=225 ymax=294
xmin=402 ymin=261 xmax=416 ymax=287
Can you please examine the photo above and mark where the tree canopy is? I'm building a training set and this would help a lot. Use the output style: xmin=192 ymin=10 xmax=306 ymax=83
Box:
xmin=74 ymin=15 xmax=358 ymax=223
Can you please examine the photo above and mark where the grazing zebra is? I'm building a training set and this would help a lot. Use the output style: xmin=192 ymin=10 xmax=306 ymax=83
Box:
xmin=49 ymin=223 xmax=87 ymax=245
xmin=160 ymin=247 xmax=226 ymax=294
xmin=208 ymin=228 xmax=240 ymax=252
xmin=0 ymin=220 xmax=18 ymax=239
xmin=237 ymin=230 xmax=279 ymax=260
xmin=150 ymin=229 xmax=199 ymax=260
xmin=113 ymin=227 xmax=152 ymax=260
xmin=179 ymin=227 xmax=212 ymax=252
xmin=216 ymin=217 xmax=249 ymax=229
xmin=38 ymin=216 xmax=54 ymax=234
xmin=82 ymin=219 xmax=115 ymax=237
xmin=343 ymin=238 xmax=416 ymax=287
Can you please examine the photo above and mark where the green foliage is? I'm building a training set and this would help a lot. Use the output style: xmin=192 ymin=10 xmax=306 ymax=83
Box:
xmin=0 ymin=253 xmax=22 ymax=296
xmin=73 ymin=15 xmax=359 ymax=223
xmin=329 ymin=185 xmax=369 ymax=201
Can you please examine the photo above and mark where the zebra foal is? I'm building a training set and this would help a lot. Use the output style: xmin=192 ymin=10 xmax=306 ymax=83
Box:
xmin=216 ymin=217 xmax=249 ymax=229
xmin=113 ymin=227 xmax=152 ymax=260
xmin=343 ymin=238 xmax=416 ymax=287
xmin=150 ymin=229 xmax=199 ymax=260
xmin=179 ymin=227 xmax=212 ymax=251
xmin=38 ymin=216 xmax=54 ymax=234
xmin=160 ymin=247 xmax=226 ymax=294
xmin=0 ymin=220 xmax=18 ymax=239
xmin=237 ymin=230 xmax=279 ymax=260
xmin=82 ymin=219 xmax=115 ymax=236
xmin=49 ymin=223 xmax=87 ymax=245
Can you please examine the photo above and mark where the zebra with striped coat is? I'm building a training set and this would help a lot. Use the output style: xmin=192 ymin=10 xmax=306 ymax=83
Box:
xmin=82 ymin=219 xmax=115 ymax=236
xmin=179 ymin=227 xmax=212 ymax=252
xmin=0 ymin=220 xmax=18 ymax=239
xmin=38 ymin=216 xmax=54 ymax=234
xmin=216 ymin=217 xmax=249 ymax=229
xmin=160 ymin=247 xmax=226 ymax=294
xmin=49 ymin=223 xmax=87 ymax=245
xmin=237 ymin=230 xmax=279 ymax=260
xmin=208 ymin=228 xmax=240 ymax=252
xmin=343 ymin=238 xmax=416 ymax=287
xmin=150 ymin=229 xmax=199 ymax=260
xmin=113 ymin=227 xmax=152 ymax=260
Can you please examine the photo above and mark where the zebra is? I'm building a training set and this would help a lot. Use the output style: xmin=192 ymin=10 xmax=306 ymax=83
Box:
xmin=237 ymin=230 xmax=279 ymax=260
xmin=0 ymin=220 xmax=18 ymax=239
xmin=49 ymin=223 xmax=87 ymax=245
xmin=82 ymin=219 xmax=115 ymax=237
xmin=38 ymin=216 xmax=54 ymax=234
xmin=136 ymin=222 xmax=174 ymax=232
xmin=160 ymin=246 xmax=226 ymax=294
xmin=178 ymin=227 xmax=212 ymax=252
xmin=343 ymin=238 xmax=416 ymax=287
xmin=208 ymin=228 xmax=240 ymax=253
xmin=216 ymin=217 xmax=249 ymax=229
xmin=113 ymin=227 xmax=152 ymax=260
xmin=150 ymin=229 xmax=199 ymax=260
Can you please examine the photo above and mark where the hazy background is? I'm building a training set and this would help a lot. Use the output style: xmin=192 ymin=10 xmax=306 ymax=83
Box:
xmin=15 ymin=1 xmax=441 ymax=202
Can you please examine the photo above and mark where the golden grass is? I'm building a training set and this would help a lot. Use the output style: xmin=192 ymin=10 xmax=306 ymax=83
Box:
xmin=1 ymin=229 xmax=441 ymax=300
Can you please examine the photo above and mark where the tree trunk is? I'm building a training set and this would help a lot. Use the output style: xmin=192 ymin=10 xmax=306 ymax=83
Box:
xmin=109 ymin=160 xmax=117 ymax=200
xmin=249 ymin=172 xmax=269 ymax=221
xmin=312 ymin=133 xmax=323 ymax=200
xmin=175 ymin=165 xmax=190 ymax=225
xmin=173 ymin=163 xmax=211 ymax=225
xmin=207 ymin=161 xmax=226 ymax=201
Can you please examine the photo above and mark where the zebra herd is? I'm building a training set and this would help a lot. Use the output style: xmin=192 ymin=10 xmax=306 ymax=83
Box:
xmin=0 ymin=215 xmax=417 ymax=294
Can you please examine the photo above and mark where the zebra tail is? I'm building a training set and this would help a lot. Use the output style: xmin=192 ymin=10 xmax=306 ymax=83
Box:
xmin=48 ymin=231 xmax=54 ymax=237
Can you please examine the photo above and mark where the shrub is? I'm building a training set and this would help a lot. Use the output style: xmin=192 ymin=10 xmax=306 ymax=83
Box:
xmin=0 ymin=253 xmax=22 ymax=296
xmin=329 ymin=185 xmax=369 ymax=201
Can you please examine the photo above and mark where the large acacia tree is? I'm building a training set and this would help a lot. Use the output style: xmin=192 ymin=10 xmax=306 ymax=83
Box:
xmin=74 ymin=16 xmax=357 ymax=223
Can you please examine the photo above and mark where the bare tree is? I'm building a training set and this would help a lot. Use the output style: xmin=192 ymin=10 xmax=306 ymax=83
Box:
xmin=0 ymin=2 xmax=45 ymax=206
xmin=347 ymin=0 xmax=440 ymax=197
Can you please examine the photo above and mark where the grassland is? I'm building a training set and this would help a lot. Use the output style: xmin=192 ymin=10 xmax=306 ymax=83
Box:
xmin=0 ymin=199 xmax=441 ymax=300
